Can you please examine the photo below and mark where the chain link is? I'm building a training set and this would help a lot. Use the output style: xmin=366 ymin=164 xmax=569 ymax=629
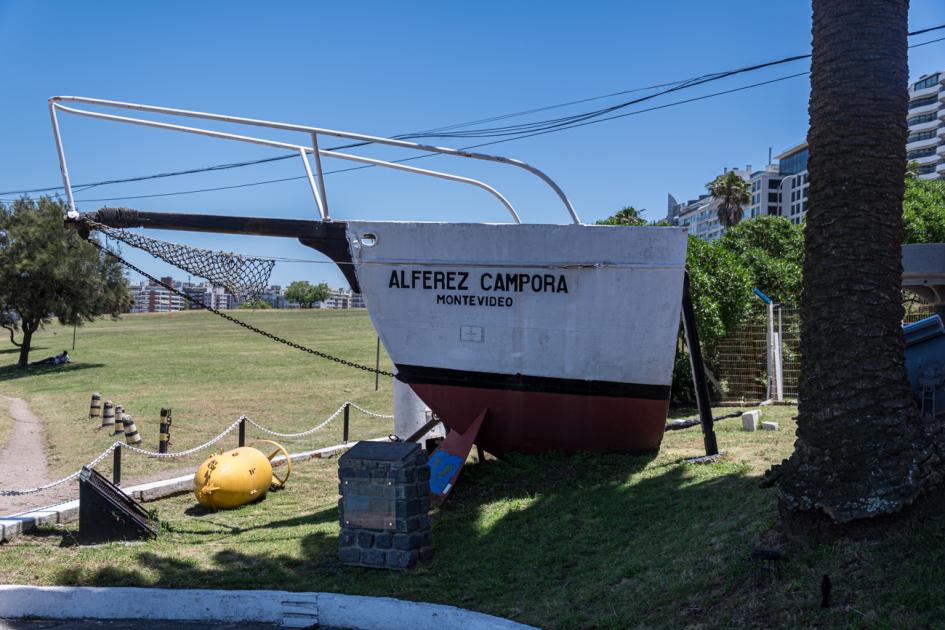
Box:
xmin=348 ymin=402 xmax=396 ymax=419
xmin=0 ymin=442 xmax=121 ymax=497
xmin=87 ymin=235 xmax=395 ymax=377
xmin=123 ymin=417 xmax=244 ymax=459
xmin=1 ymin=400 xmax=396 ymax=496
xmin=245 ymin=404 xmax=347 ymax=438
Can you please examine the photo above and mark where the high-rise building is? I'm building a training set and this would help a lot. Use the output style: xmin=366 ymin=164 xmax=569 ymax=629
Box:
xmin=907 ymin=70 xmax=944 ymax=180
xmin=668 ymin=71 xmax=942 ymax=239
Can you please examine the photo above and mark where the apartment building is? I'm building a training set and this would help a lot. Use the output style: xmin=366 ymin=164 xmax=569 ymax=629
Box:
xmin=907 ymin=70 xmax=944 ymax=179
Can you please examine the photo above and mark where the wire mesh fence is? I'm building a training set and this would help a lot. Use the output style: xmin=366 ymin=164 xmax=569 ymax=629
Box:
xmin=713 ymin=299 xmax=940 ymax=405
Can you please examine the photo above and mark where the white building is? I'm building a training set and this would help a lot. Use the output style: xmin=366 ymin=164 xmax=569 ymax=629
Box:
xmin=907 ymin=70 xmax=944 ymax=180
xmin=128 ymin=280 xmax=185 ymax=313
xmin=775 ymin=143 xmax=810 ymax=226
xmin=667 ymin=166 xmax=751 ymax=241
xmin=319 ymin=288 xmax=367 ymax=309
xmin=747 ymin=164 xmax=782 ymax=220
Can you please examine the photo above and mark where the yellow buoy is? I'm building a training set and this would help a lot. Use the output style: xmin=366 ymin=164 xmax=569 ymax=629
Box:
xmin=192 ymin=440 xmax=291 ymax=510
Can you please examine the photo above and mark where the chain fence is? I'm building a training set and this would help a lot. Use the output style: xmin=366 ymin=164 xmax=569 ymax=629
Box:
xmin=713 ymin=299 xmax=939 ymax=405
xmin=0 ymin=401 xmax=393 ymax=498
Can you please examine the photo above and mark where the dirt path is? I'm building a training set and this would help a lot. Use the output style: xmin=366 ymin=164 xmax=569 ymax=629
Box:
xmin=0 ymin=394 xmax=56 ymax=516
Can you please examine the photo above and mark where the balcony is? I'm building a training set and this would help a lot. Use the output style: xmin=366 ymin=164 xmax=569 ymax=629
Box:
xmin=912 ymin=153 xmax=940 ymax=166
xmin=911 ymin=85 xmax=941 ymax=100
xmin=938 ymin=143 xmax=945 ymax=155
xmin=911 ymin=120 xmax=941 ymax=133
xmin=911 ymin=101 xmax=941 ymax=117
xmin=936 ymin=160 xmax=945 ymax=172
xmin=907 ymin=136 xmax=940 ymax=152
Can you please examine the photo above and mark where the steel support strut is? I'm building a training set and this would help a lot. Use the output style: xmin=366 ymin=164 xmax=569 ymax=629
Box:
xmin=681 ymin=272 xmax=720 ymax=459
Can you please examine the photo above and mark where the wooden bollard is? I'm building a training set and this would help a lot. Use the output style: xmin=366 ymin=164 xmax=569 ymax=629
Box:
xmin=101 ymin=400 xmax=116 ymax=430
xmin=89 ymin=393 xmax=102 ymax=421
xmin=123 ymin=414 xmax=141 ymax=445
xmin=159 ymin=408 xmax=172 ymax=453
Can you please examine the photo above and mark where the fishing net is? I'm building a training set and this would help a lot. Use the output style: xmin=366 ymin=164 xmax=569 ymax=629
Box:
xmin=89 ymin=221 xmax=275 ymax=299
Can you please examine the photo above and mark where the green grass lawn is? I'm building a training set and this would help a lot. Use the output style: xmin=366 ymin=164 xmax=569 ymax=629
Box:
xmin=0 ymin=310 xmax=395 ymax=480
xmin=4 ymin=404 xmax=944 ymax=628
xmin=4 ymin=313 xmax=945 ymax=627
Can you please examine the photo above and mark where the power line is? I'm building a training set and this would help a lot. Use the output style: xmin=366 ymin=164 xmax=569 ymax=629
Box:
xmin=2 ymin=22 xmax=943 ymax=201
xmin=65 ymin=72 xmax=809 ymax=204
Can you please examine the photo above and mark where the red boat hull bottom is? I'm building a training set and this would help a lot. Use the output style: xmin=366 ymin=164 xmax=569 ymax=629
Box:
xmin=409 ymin=383 xmax=669 ymax=455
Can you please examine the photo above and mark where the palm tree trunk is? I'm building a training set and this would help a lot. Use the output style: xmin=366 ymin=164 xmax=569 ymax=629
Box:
xmin=772 ymin=0 xmax=942 ymax=531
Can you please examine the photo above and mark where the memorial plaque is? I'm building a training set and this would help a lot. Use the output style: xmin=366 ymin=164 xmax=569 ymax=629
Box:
xmin=338 ymin=440 xmax=433 ymax=570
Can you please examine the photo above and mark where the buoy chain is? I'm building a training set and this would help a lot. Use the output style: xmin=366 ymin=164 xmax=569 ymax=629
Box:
xmin=87 ymin=235 xmax=396 ymax=377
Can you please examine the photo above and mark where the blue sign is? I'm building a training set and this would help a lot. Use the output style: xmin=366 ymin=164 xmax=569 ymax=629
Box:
xmin=752 ymin=287 xmax=772 ymax=304
xmin=427 ymin=450 xmax=463 ymax=495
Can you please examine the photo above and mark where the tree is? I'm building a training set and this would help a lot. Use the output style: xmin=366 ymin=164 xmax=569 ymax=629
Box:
xmin=707 ymin=171 xmax=751 ymax=229
xmin=672 ymin=236 xmax=753 ymax=404
xmin=596 ymin=206 xmax=647 ymax=226
xmin=0 ymin=198 xmax=132 ymax=367
xmin=285 ymin=280 xmax=332 ymax=308
xmin=719 ymin=216 xmax=805 ymax=307
xmin=769 ymin=0 xmax=939 ymax=531
xmin=902 ymin=177 xmax=945 ymax=244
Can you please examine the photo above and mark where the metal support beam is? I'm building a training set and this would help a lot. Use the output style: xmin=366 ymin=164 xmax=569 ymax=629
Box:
xmin=681 ymin=272 xmax=719 ymax=458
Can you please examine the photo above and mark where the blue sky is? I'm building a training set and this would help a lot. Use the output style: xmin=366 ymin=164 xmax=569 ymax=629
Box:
xmin=1 ymin=1 xmax=943 ymax=288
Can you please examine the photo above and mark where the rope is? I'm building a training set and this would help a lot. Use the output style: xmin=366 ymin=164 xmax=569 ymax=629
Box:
xmin=0 ymin=402 xmax=397 ymax=496
xmin=86 ymin=233 xmax=395 ymax=377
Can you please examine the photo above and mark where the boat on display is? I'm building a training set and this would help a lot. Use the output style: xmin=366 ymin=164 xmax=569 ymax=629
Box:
xmin=50 ymin=97 xmax=689 ymax=454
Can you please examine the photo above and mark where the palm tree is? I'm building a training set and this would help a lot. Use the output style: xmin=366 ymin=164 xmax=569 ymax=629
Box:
xmin=770 ymin=0 xmax=937 ymax=533
xmin=706 ymin=171 xmax=750 ymax=228
xmin=596 ymin=206 xmax=646 ymax=226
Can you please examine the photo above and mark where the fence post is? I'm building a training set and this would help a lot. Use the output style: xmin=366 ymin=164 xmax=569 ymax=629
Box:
xmin=375 ymin=337 xmax=381 ymax=392
xmin=113 ymin=444 xmax=122 ymax=486
xmin=159 ymin=408 xmax=171 ymax=453
xmin=238 ymin=417 xmax=246 ymax=448
xmin=343 ymin=403 xmax=350 ymax=444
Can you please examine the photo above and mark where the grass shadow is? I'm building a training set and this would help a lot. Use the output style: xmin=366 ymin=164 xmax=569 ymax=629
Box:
xmin=0 ymin=362 xmax=104 ymax=382
xmin=47 ymin=450 xmax=773 ymax=628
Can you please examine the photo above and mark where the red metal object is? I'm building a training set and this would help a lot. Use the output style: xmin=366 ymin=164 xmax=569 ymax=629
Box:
xmin=411 ymin=383 xmax=668 ymax=455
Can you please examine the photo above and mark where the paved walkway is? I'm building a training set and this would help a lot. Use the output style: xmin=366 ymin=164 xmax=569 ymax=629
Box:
xmin=0 ymin=394 xmax=55 ymax=515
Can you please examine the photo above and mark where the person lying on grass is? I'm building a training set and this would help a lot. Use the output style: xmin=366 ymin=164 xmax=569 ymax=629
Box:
xmin=31 ymin=350 xmax=71 ymax=366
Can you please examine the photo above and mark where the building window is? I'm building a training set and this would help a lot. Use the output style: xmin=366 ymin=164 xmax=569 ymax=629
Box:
xmin=767 ymin=178 xmax=781 ymax=190
xmin=909 ymin=95 xmax=938 ymax=109
xmin=803 ymin=173 xmax=809 ymax=184
xmin=919 ymin=164 xmax=937 ymax=175
xmin=768 ymin=192 xmax=779 ymax=203
xmin=909 ymin=113 xmax=937 ymax=126
xmin=907 ymin=147 xmax=937 ymax=160
xmin=908 ymin=130 xmax=937 ymax=143
xmin=913 ymin=73 xmax=941 ymax=91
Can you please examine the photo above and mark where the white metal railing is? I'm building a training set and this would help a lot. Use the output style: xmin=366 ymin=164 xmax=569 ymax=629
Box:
xmin=48 ymin=96 xmax=583 ymax=225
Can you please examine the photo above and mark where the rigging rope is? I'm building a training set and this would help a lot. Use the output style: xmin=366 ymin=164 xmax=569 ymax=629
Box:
xmin=85 ymin=232 xmax=395 ymax=377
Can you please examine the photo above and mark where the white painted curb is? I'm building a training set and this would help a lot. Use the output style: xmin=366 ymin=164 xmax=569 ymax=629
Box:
xmin=0 ymin=438 xmax=386 ymax=542
xmin=0 ymin=585 xmax=536 ymax=629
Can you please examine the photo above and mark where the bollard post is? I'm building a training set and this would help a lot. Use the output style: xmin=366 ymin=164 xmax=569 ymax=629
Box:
xmin=113 ymin=444 xmax=122 ymax=486
xmin=159 ymin=408 xmax=171 ymax=453
xmin=343 ymin=403 xmax=350 ymax=444
xmin=89 ymin=393 xmax=102 ymax=421
xmin=238 ymin=417 xmax=246 ymax=447
xmin=101 ymin=400 xmax=116 ymax=431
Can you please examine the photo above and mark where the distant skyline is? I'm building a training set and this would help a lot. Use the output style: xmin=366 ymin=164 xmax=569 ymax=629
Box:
xmin=1 ymin=1 xmax=943 ymax=288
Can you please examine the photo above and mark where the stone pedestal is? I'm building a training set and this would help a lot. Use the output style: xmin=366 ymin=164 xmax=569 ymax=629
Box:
xmin=338 ymin=441 xmax=433 ymax=570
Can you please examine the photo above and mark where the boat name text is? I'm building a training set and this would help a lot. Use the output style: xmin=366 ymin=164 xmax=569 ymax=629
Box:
xmin=388 ymin=270 xmax=568 ymax=294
